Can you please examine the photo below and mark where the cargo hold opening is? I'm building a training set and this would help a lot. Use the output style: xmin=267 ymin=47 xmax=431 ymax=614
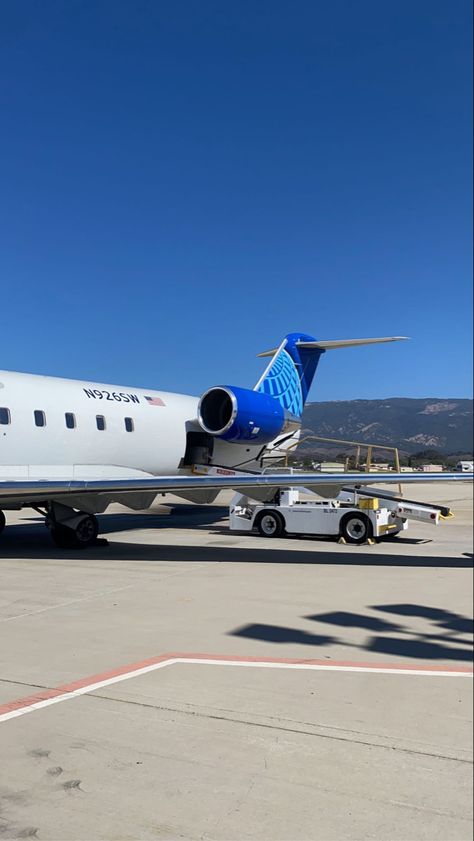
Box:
xmin=180 ymin=430 xmax=214 ymax=467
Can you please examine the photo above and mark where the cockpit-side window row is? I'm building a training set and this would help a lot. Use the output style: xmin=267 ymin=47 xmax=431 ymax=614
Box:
xmin=0 ymin=408 xmax=135 ymax=432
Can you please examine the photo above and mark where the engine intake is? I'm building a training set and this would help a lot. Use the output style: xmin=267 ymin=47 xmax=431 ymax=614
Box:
xmin=198 ymin=385 xmax=288 ymax=445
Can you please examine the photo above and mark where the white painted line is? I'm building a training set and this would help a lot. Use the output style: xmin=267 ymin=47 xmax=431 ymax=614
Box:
xmin=0 ymin=660 xmax=178 ymax=723
xmin=176 ymin=658 xmax=473 ymax=678
xmin=1 ymin=654 xmax=471 ymax=725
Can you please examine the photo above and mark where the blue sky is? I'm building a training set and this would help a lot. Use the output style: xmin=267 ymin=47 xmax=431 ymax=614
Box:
xmin=0 ymin=0 xmax=472 ymax=401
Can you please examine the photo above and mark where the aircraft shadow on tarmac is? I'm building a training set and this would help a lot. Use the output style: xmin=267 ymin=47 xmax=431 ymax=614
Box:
xmin=0 ymin=521 xmax=473 ymax=569
xmin=229 ymin=604 xmax=474 ymax=662
xmin=98 ymin=506 xmax=229 ymax=533
xmin=16 ymin=505 xmax=229 ymax=533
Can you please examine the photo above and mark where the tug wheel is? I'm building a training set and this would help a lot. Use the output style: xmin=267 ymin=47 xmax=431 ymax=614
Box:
xmin=256 ymin=510 xmax=285 ymax=538
xmin=339 ymin=513 xmax=372 ymax=545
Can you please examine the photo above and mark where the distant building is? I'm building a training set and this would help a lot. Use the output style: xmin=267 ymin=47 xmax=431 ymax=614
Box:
xmin=420 ymin=464 xmax=443 ymax=472
xmin=399 ymin=466 xmax=415 ymax=472
xmin=366 ymin=463 xmax=391 ymax=472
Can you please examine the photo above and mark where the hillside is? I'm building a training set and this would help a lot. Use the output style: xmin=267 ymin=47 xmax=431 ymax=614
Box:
xmin=301 ymin=398 xmax=473 ymax=454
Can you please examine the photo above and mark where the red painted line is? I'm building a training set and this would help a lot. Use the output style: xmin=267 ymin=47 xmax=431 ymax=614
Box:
xmin=0 ymin=687 xmax=63 ymax=715
xmin=0 ymin=653 xmax=172 ymax=716
xmin=1 ymin=652 xmax=472 ymax=718
xmin=56 ymin=652 xmax=172 ymax=692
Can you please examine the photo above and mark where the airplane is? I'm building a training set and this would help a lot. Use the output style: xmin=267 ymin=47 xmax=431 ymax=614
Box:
xmin=0 ymin=331 xmax=469 ymax=548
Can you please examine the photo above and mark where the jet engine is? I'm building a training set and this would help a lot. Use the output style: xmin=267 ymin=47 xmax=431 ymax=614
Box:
xmin=197 ymin=385 xmax=292 ymax=445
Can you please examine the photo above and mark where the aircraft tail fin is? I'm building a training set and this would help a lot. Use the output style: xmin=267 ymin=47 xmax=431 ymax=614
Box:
xmin=254 ymin=333 xmax=407 ymax=418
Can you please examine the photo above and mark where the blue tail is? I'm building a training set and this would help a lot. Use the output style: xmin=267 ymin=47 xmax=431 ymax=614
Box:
xmin=254 ymin=332 xmax=324 ymax=418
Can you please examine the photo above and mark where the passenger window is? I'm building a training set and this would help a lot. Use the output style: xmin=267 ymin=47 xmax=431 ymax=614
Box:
xmin=0 ymin=407 xmax=10 ymax=425
xmin=124 ymin=417 xmax=134 ymax=432
xmin=96 ymin=415 xmax=106 ymax=431
xmin=65 ymin=412 xmax=76 ymax=429
xmin=34 ymin=410 xmax=46 ymax=427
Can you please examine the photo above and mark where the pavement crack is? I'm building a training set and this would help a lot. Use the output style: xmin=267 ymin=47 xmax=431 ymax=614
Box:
xmin=0 ymin=583 xmax=139 ymax=623
xmin=0 ymin=679 xmax=47 ymax=690
xmin=88 ymin=692 xmax=472 ymax=764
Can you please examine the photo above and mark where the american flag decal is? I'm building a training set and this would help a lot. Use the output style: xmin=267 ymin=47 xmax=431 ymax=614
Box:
xmin=145 ymin=395 xmax=166 ymax=407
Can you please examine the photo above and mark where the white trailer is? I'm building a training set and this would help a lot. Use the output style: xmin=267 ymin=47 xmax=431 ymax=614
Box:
xmin=456 ymin=460 xmax=474 ymax=473
xmin=229 ymin=486 xmax=451 ymax=544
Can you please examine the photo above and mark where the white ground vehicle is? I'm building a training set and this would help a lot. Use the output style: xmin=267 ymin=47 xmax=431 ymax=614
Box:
xmin=229 ymin=486 xmax=451 ymax=544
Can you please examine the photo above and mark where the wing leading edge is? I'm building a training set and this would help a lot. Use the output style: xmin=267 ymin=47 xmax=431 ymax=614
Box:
xmin=0 ymin=471 xmax=470 ymax=505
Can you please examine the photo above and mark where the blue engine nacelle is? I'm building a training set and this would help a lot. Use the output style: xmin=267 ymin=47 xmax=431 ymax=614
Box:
xmin=197 ymin=385 xmax=287 ymax=444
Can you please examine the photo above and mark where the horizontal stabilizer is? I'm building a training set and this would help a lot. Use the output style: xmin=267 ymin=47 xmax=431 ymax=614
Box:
xmin=257 ymin=347 xmax=288 ymax=358
xmin=257 ymin=336 xmax=407 ymax=357
xmin=297 ymin=337 xmax=408 ymax=351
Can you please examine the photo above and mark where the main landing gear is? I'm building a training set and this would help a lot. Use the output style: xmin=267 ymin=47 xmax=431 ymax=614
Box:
xmin=44 ymin=503 xmax=100 ymax=549
xmin=50 ymin=514 xmax=99 ymax=549
xmin=0 ymin=505 xmax=100 ymax=548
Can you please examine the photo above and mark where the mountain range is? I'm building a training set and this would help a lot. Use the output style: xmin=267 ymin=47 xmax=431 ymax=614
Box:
xmin=301 ymin=398 xmax=473 ymax=455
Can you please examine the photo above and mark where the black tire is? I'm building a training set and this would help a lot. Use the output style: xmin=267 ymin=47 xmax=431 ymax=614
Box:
xmin=0 ymin=510 xmax=5 ymax=534
xmin=51 ymin=515 xmax=99 ymax=549
xmin=256 ymin=510 xmax=285 ymax=538
xmin=51 ymin=525 xmax=78 ymax=548
xmin=339 ymin=512 xmax=372 ymax=545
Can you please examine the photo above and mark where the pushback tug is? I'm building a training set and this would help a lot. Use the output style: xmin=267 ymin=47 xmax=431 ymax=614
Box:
xmin=229 ymin=482 xmax=452 ymax=544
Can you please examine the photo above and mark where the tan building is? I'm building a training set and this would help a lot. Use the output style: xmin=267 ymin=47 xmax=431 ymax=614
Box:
xmin=366 ymin=463 xmax=391 ymax=471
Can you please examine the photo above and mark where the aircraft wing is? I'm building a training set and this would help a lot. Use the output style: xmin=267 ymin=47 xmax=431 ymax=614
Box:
xmin=0 ymin=471 xmax=470 ymax=507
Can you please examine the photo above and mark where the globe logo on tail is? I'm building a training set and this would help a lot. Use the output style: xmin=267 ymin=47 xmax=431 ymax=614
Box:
xmin=258 ymin=349 xmax=303 ymax=417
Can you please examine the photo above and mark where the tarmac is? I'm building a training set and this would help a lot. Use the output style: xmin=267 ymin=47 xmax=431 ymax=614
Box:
xmin=0 ymin=481 xmax=472 ymax=840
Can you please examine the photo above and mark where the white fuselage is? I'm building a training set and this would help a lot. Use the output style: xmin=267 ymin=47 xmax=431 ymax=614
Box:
xmin=0 ymin=370 xmax=198 ymax=479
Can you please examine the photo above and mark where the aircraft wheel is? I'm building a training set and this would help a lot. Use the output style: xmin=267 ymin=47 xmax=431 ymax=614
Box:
xmin=339 ymin=513 xmax=372 ymax=545
xmin=256 ymin=510 xmax=285 ymax=538
xmin=0 ymin=510 xmax=5 ymax=534
xmin=51 ymin=514 xmax=99 ymax=549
